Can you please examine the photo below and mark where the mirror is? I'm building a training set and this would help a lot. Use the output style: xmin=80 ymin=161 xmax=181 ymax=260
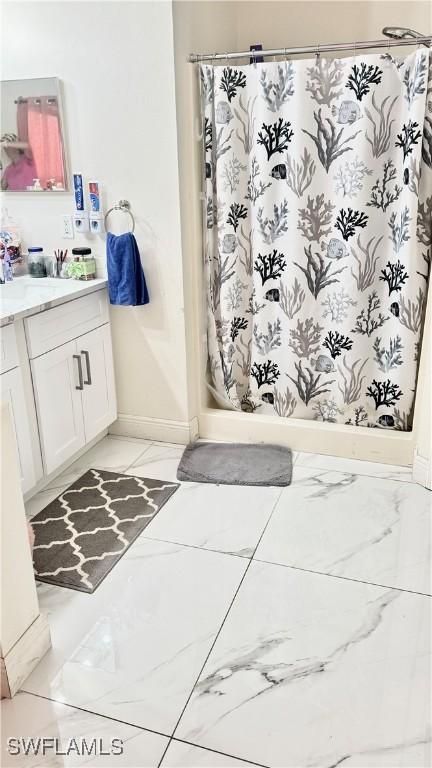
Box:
xmin=1 ymin=77 xmax=68 ymax=192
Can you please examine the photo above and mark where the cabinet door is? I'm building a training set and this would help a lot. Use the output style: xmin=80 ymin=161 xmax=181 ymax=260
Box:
xmin=0 ymin=367 xmax=38 ymax=494
xmin=80 ymin=324 xmax=117 ymax=443
xmin=31 ymin=340 xmax=85 ymax=475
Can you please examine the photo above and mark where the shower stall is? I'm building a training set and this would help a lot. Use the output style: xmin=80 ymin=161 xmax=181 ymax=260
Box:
xmin=184 ymin=24 xmax=432 ymax=470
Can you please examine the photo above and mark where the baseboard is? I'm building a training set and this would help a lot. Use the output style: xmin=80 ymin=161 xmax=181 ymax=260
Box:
xmin=111 ymin=407 xmax=416 ymax=464
xmin=110 ymin=414 xmax=199 ymax=445
xmin=1 ymin=614 xmax=51 ymax=698
xmin=199 ymin=407 xmax=414 ymax=466
xmin=412 ymin=453 xmax=432 ymax=490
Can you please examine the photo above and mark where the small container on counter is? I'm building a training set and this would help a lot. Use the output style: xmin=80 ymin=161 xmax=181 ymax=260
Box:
xmin=60 ymin=260 xmax=71 ymax=279
xmin=28 ymin=247 xmax=47 ymax=278
xmin=67 ymin=247 xmax=96 ymax=280
xmin=49 ymin=249 xmax=70 ymax=278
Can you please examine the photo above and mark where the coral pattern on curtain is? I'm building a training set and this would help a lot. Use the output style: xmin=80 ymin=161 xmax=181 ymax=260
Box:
xmin=201 ymin=49 xmax=431 ymax=430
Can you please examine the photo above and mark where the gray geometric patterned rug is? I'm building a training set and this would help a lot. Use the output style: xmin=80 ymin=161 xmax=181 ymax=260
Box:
xmin=31 ymin=469 xmax=179 ymax=593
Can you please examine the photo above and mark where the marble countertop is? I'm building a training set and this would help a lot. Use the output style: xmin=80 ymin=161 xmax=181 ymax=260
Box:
xmin=0 ymin=276 xmax=108 ymax=326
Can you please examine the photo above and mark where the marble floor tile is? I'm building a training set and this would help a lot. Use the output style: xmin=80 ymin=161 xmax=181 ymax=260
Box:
xmin=23 ymin=540 xmax=247 ymax=735
xmin=176 ymin=562 xmax=431 ymax=768
xmin=108 ymin=434 xmax=154 ymax=447
xmin=255 ymin=468 xmax=432 ymax=594
xmin=45 ymin=437 xmax=153 ymax=490
xmin=161 ymin=739 xmax=256 ymax=767
xmin=35 ymin=582 xmax=79 ymax=618
xmin=1 ymin=692 xmax=168 ymax=767
xmin=151 ymin=440 xmax=187 ymax=449
xmin=143 ymin=483 xmax=282 ymax=558
xmin=294 ymin=451 xmax=413 ymax=482
xmin=127 ymin=444 xmax=185 ymax=483
xmin=25 ymin=486 xmax=70 ymax=520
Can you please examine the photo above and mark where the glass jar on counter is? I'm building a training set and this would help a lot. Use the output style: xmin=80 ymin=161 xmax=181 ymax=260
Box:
xmin=67 ymin=247 xmax=96 ymax=280
xmin=28 ymin=247 xmax=47 ymax=278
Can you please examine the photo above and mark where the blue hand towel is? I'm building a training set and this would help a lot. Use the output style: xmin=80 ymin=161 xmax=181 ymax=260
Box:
xmin=106 ymin=232 xmax=149 ymax=306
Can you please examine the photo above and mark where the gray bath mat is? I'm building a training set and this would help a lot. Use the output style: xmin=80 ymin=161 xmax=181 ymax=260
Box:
xmin=31 ymin=468 xmax=178 ymax=593
xmin=177 ymin=442 xmax=292 ymax=486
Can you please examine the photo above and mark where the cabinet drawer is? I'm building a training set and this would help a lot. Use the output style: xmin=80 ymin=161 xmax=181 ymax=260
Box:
xmin=25 ymin=289 xmax=109 ymax=358
xmin=0 ymin=323 xmax=19 ymax=373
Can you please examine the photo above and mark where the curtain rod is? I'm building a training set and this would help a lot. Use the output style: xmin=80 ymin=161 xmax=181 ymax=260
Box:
xmin=188 ymin=36 xmax=431 ymax=63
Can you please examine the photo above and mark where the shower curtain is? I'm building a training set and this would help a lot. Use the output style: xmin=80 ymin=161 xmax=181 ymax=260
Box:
xmin=201 ymin=49 xmax=431 ymax=430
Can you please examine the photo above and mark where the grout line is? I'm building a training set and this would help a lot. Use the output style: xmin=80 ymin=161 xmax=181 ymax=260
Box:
xmin=123 ymin=442 xmax=156 ymax=473
xmin=151 ymin=440 xmax=186 ymax=448
xmin=42 ymin=438 xmax=156 ymax=495
xmin=42 ymin=479 xmax=73 ymax=492
xmin=156 ymin=564 xmax=250 ymax=767
xmin=107 ymin=434 xmax=154 ymax=446
xmin=168 ymin=736 xmax=270 ymax=768
xmin=25 ymin=486 xmax=69 ymax=517
xmin=26 ymin=447 xmax=159 ymax=514
xmin=249 ymin=488 xmax=284 ymax=559
xmin=17 ymin=690 xmax=171 ymax=740
xmin=25 ymin=486 xmax=71 ymax=521
xmin=157 ymin=488 xmax=284 ymax=768
xmin=137 ymin=533 xmax=253 ymax=561
xmin=252 ymin=557 xmax=432 ymax=598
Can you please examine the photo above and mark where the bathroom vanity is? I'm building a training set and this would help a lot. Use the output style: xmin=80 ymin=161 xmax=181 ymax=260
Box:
xmin=0 ymin=277 xmax=116 ymax=497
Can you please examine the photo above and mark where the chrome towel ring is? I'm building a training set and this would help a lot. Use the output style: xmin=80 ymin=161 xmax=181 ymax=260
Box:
xmin=104 ymin=200 xmax=135 ymax=233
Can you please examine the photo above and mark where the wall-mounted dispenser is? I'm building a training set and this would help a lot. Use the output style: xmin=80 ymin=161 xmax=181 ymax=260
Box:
xmin=73 ymin=211 xmax=90 ymax=233
xmin=88 ymin=180 xmax=104 ymax=234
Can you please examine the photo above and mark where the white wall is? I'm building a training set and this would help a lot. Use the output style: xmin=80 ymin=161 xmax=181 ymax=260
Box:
xmin=172 ymin=1 xmax=239 ymax=425
xmin=2 ymin=1 xmax=191 ymax=433
xmin=233 ymin=0 xmax=431 ymax=51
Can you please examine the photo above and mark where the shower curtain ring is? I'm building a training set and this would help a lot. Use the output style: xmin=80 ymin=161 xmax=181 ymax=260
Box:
xmin=315 ymin=42 xmax=321 ymax=60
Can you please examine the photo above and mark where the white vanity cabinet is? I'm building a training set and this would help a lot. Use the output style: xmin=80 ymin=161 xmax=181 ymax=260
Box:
xmin=0 ymin=366 xmax=40 ymax=494
xmin=27 ymin=290 xmax=116 ymax=476
xmin=30 ymin=340 xmax=86 ymax=474
xmin=79 ymin=324 xmax=117 ymax=443
xmin=0 ymin=324 xmax=42 ymax=493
